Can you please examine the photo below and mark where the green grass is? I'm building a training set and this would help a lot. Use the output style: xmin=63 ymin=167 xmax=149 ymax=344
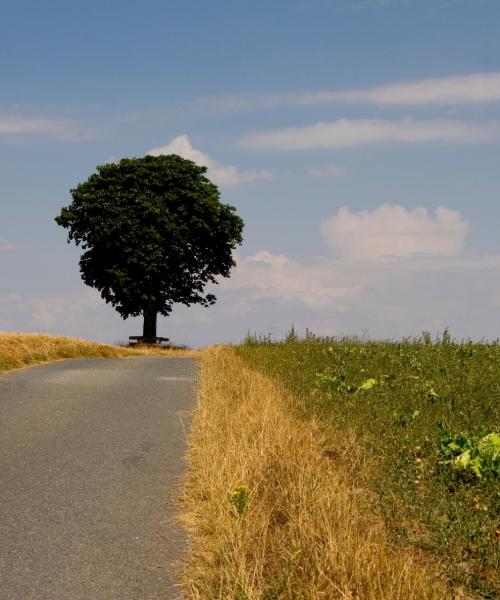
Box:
xmin=237 ymin=332 xmax=500 ymax=599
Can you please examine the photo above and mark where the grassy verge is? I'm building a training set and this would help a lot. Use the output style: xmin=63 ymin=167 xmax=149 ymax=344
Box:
xmin=179 ymin=346 xmax=449 ymax=599
xmin=0 ymin=332 xmax=194 ymax=374
xmin=237 ymin=336 xmax=500 ymax=599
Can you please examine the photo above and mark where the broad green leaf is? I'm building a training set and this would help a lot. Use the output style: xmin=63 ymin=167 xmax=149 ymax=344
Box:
xmin=469 ymin=456 xmax=483 ymax=478
xmin=478 ymin=432 xmax=500 ymax=461
xmin=452 ymin=449 xmax=471 ymax=471
xmin=359 ymin=378 xmax=377 ymax=390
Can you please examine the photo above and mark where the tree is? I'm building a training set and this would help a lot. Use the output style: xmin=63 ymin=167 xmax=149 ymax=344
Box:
xmin=55 ymin=154 xmax=244 ymax=343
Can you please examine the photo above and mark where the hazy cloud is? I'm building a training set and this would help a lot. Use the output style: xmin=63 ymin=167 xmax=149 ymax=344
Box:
xmin=0 ymin=239 xmax=15 ymax=251
xmin=223 ymin=250 xmax=364 ymax=308
xmin=201 ymin=72 xmax=500 ymax=110
xmin=0 ymin=289 xmax=104 ymax=333
xmin=240 ymin=119 xmax=497 ymax=150
xmin=0 ymin=115 xmax=93 ymax=141
xmin=307 ymin=164 xmax=349 ymax=177
xmin=148 ymin=135 xmax=272 ymax=187
xmin=326 ymin=72 xmax=500 ymax=106
xmin=321 ymin=204 xmax=469 ymax=260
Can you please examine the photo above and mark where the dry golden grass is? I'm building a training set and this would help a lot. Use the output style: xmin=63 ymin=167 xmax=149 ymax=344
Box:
xmin=125 ymin=343 xmax=197 ymax=357
xmin=0 ymin=331 xmax=195 ymax=374
xmin=179 ymin=346 xmax=453 ymax=600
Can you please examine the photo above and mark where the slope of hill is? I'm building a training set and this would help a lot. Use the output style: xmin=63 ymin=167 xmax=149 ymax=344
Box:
xmin=0 ymin=332 xmax=193 ymax=374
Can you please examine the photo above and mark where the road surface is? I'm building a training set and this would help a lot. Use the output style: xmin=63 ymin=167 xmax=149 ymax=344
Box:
xmin=0 ymin=356 xmax=196 ymax=599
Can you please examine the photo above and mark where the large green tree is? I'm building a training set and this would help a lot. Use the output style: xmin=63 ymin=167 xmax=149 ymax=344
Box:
xmin=56 ymin=154 xmax=244 ymax=342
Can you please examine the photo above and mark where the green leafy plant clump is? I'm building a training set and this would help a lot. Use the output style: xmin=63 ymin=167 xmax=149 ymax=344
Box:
xmin=237 ymin=331 xmax=500 ymax=598
xmin=438 ymin=424 xmax=500 ymax=479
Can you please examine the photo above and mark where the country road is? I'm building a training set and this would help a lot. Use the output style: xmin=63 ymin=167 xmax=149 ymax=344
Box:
xmin=0 ymin=356 xmax=196 ymax=600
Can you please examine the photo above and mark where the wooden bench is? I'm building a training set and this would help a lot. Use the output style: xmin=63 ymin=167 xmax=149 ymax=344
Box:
xmin=128 ymin=336 xmax=170 ymax=346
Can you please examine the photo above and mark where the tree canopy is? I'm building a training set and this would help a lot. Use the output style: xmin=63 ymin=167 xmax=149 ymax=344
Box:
xmin=55 ymin=154 xmax=244 ymax=341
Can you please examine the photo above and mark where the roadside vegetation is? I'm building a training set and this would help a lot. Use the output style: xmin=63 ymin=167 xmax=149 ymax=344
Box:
xmin=180 ymin=346 xmax=449 ymax=599
xmin=237 ymin=331 xmax=500 ymax=599
xmin=0 ymin=332 xmax=193 ymax=374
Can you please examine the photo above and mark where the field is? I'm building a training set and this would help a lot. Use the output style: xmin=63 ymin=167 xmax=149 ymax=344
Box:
xmin=237 ymin=334 xmax=500 ymax=598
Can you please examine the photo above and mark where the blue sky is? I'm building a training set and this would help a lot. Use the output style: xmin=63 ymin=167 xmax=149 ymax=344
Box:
xmin=1 ymin=0 xmax=500 ymax=345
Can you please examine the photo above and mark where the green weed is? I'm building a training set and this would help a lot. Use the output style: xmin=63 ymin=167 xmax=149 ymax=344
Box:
xmin=228 ymin=484 xmax=250 ymax=517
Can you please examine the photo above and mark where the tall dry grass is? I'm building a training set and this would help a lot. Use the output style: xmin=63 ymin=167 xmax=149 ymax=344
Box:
xmin=179 ymin=346 xmax=452 ymax=599
xmin=0 ymin=332 xmax=194 ymax=374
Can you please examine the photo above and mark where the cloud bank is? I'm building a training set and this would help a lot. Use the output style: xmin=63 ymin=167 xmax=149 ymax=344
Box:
xmin=3 ymin=204 xmax=496 ymax=346
xmin=219 ymin=248 xmax=500 ymax=342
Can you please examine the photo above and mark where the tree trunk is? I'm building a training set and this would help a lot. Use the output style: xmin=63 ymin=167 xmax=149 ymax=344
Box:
xmin=142 ymin=306 xmax=158 ymax=344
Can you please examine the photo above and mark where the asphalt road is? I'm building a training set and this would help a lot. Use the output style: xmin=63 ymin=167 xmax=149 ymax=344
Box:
xmin=0 ymin=356 xmax=196 ymax=600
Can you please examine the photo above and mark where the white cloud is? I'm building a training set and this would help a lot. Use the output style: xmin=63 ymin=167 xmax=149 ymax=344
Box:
xmin=321 ymin=204 xmax=468 ymax=260
xmin=223 ymin=250 xmax=364 ymax=309
xmin=307 ymin=164 xmax=349 ymax=177
xmin=330 ymin=72 xmax=500 ymax=106
xmin=0 ymin=116 xmax=91 ymax=141
xmin=240 ymin=119 xmax=497 ymax=150
xmin=224 ymin=205 xmax=469 ymax=311
xmin=149 ymin=134 xmax=210 ymax=166
xmin=148 ymin=135 xmax=272 ymax=187
xmin=201 ymin=72 xmax=500 ymax=110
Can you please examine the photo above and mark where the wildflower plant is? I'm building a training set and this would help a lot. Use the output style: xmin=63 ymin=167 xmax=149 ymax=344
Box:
xmin=229 ymin=484 xmax=250 ymax=517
